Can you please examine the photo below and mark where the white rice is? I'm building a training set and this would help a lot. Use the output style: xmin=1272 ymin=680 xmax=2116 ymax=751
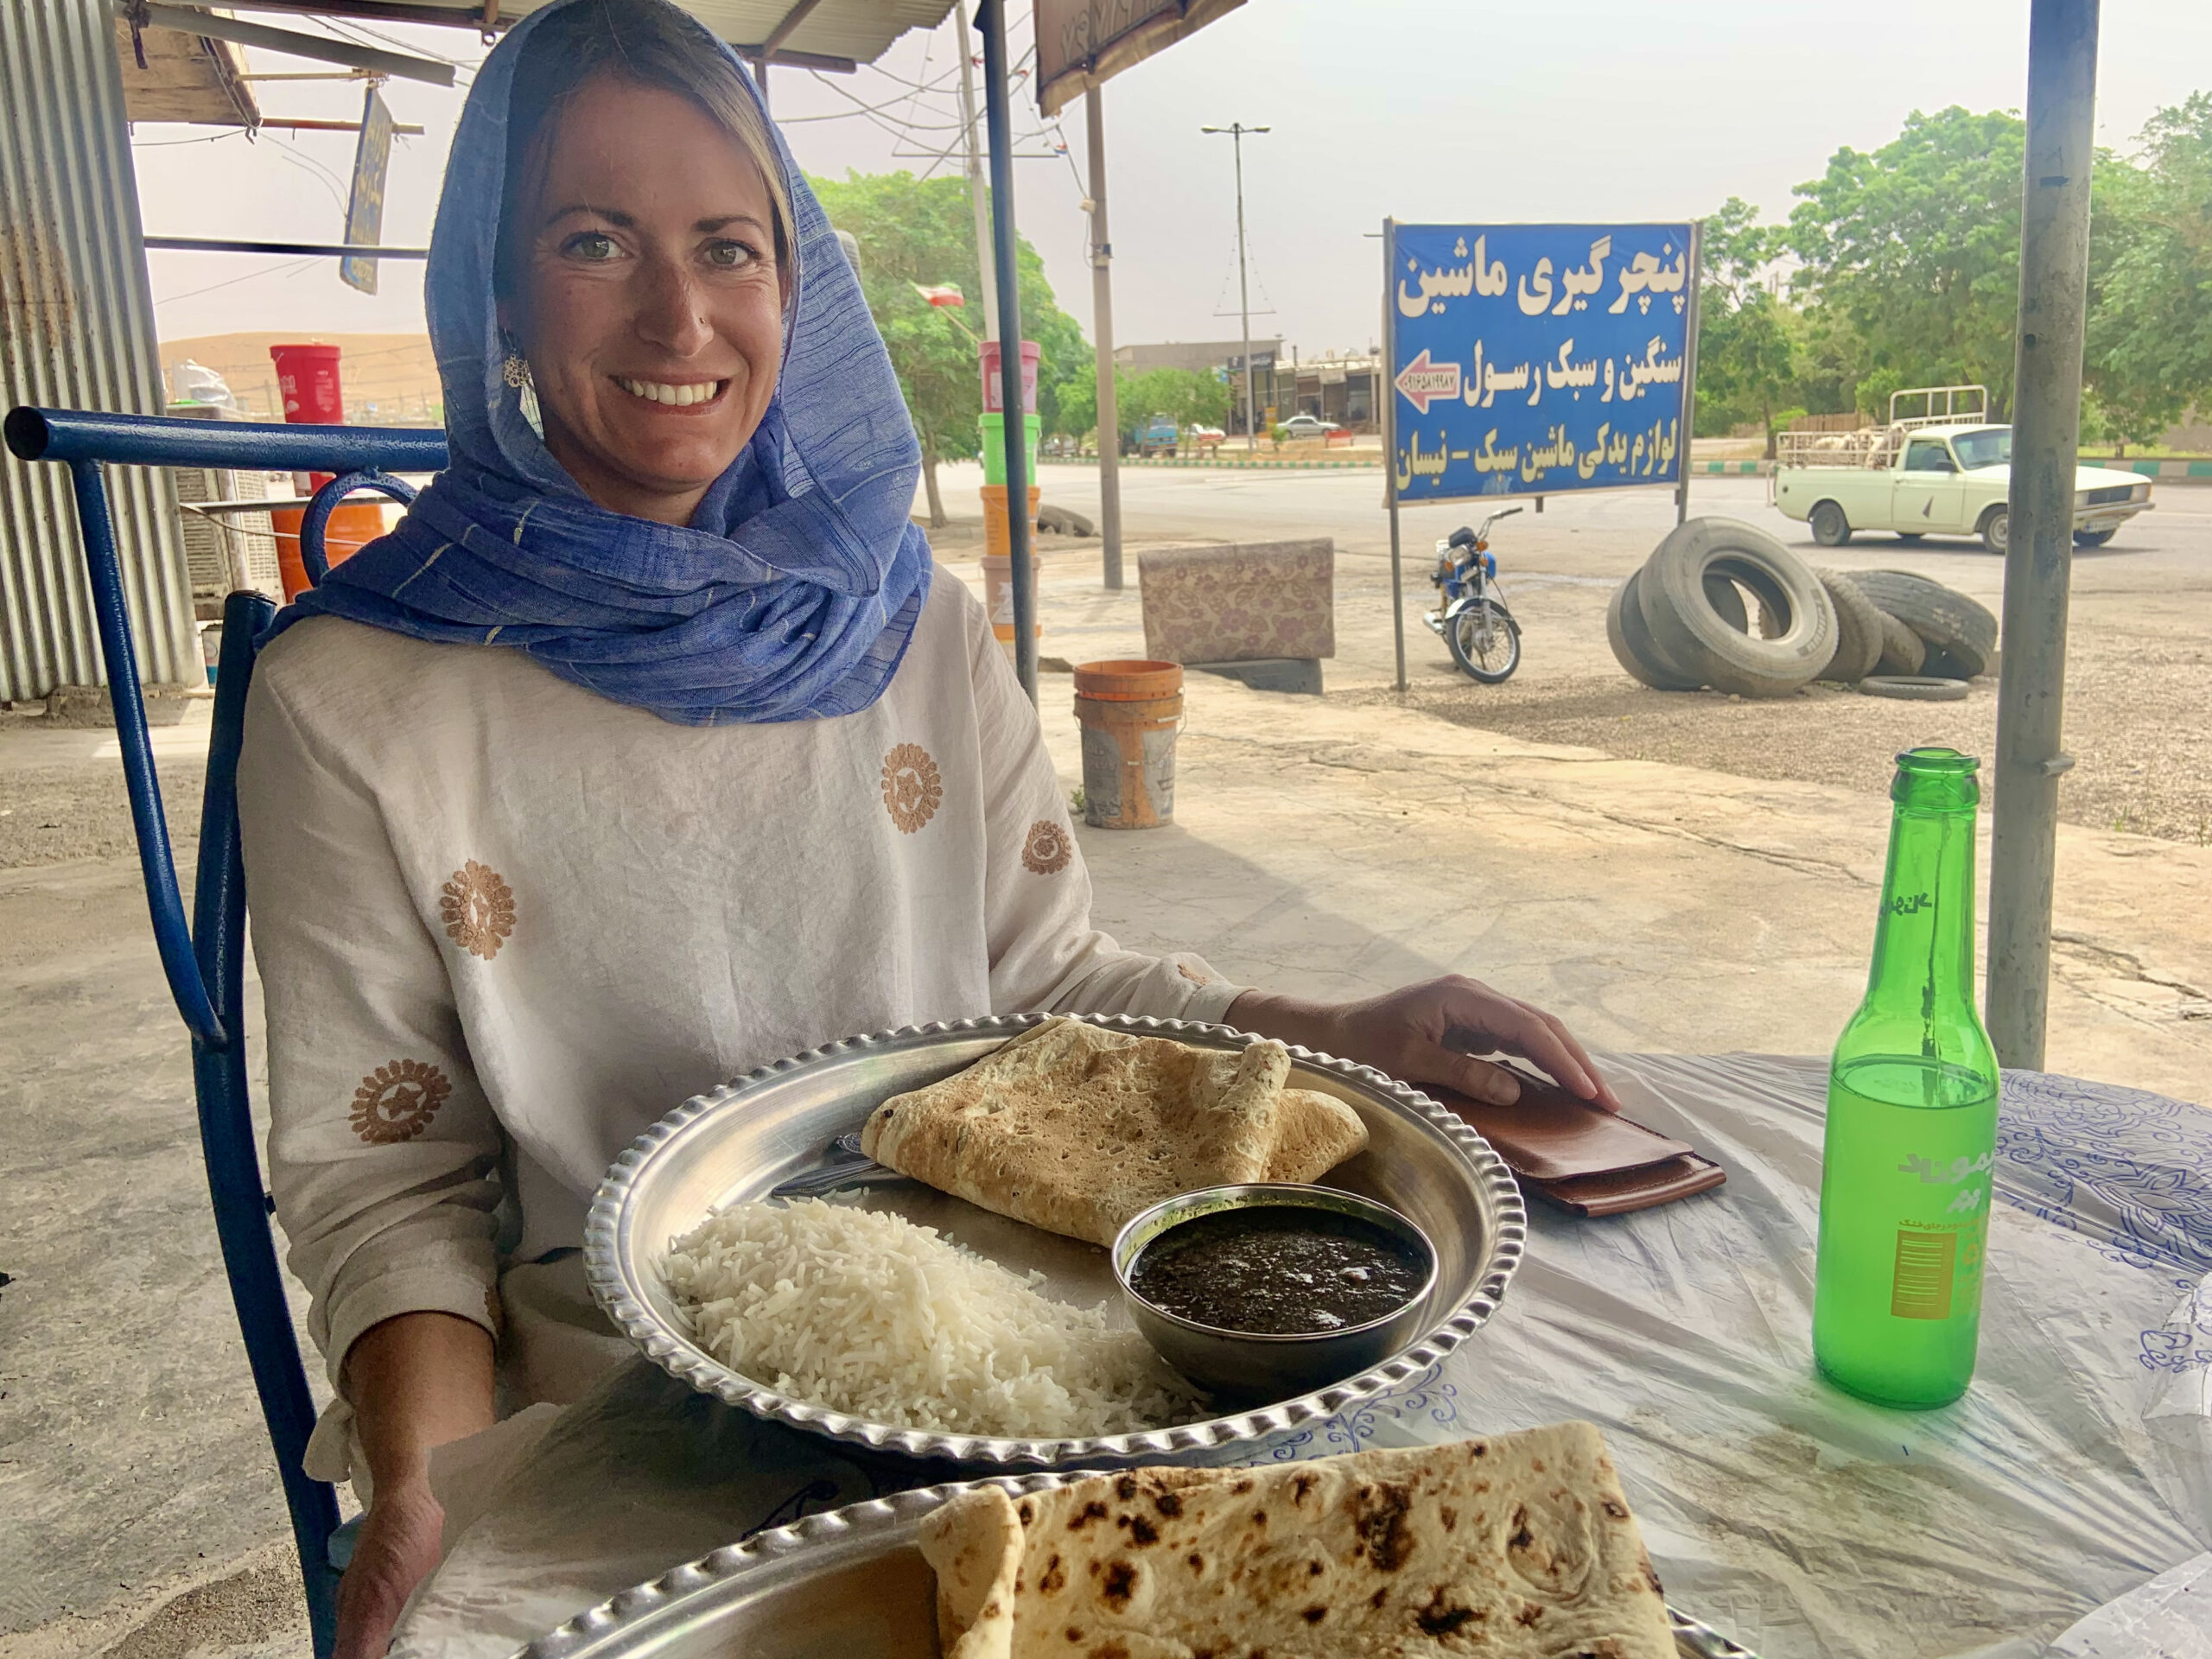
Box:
xmin=660 ymin=1198 xmax=1200 ymax=1439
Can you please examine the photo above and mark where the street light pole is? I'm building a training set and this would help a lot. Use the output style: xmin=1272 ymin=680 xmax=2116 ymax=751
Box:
xmin=1086 ymin=86 xmax=1122 ymax=590
xmin=1201 ymin=122 xmax=1268 ymax=451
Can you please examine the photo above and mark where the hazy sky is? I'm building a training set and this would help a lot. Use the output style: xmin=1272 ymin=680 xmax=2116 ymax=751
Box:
xmin=139 ymin=0 xmax=2212 ymax=359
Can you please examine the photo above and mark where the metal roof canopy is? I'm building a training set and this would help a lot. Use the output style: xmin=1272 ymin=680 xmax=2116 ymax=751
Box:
xmin=200 ymin=1 xmax=962 ymax=73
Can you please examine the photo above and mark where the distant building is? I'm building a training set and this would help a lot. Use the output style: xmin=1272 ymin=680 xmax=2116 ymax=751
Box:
xmin=1282 ymin=352 xmax=1380 ymax=431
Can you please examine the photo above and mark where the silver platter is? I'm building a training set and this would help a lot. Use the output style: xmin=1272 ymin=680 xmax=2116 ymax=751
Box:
xmin=583 ymin=1014 xmax=1527 ymax=1468
xmin=516 ymin=1476 xmax=1761 ymax=1659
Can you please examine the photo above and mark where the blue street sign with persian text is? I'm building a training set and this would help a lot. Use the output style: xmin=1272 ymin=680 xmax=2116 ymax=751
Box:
xmin=1387 ymin=221 xmax=1694 ymax=501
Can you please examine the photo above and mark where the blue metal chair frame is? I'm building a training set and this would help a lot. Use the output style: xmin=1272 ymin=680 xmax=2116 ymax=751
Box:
xmin=3 ymin=407 xmax=449 ymax=1658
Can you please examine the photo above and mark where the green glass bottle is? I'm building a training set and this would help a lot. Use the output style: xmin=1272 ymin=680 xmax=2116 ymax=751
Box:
xmin=1813 ymin=747 xmax=2001 ymax=1408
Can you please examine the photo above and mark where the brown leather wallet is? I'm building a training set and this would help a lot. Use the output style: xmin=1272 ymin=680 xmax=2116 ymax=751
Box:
xmin=1429 ymin=1064 xmax=1726 ymax=1216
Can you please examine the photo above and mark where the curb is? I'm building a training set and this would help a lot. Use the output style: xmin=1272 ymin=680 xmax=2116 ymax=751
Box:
xmin=1688 ymin=457 xmax=2212 ymax=485
xmin=1038 ymin=456 xmax=1382 ymax=472
xmin=2101 ymin=458 xmax=2212 ymax=481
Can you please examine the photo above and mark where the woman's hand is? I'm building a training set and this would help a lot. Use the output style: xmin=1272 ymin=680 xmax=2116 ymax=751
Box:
xmin=334 ymin=1479 xmax=447 ymax=1659
xmin=335 ymin=1310 xmax=499 ymax=1656
xmin=1228 ymin=976 xmax=1621 ymax=1112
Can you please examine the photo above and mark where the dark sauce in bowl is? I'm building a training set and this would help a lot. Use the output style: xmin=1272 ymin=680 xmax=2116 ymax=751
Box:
xmin=1128 ymin=1205 xmax=1429 ymax=1336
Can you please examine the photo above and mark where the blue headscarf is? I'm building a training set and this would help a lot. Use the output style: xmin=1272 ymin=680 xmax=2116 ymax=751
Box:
xmin=268 ymin=0 xmax=931 ymax=725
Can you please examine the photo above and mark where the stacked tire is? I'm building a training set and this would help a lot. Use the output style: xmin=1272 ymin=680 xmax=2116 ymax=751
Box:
xmin=1606 ymin=519 xmax=1998 ymax=700
xmin=1605 ymin=518 xmax=1837 ymax=697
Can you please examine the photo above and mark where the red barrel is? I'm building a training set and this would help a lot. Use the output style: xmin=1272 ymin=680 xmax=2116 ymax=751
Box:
xmin=980 ymin=339 xmax=1039 ymax=415
xmin=270 ymin=341 xmax=344 ymax=424
xmin=267 ymin=342 xmax=385 ymax=597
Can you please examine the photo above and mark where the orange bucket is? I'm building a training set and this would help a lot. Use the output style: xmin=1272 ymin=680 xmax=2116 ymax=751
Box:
xmin=273 ymin=499 xmax=390 ymax=599
xmin=981 ymin=484 xmax=1042 ymax=557
xmin=1074 ymin=661 xmax=1183 ymax=830
xmin=1072 ymin=659 xmax=1184 ymax=701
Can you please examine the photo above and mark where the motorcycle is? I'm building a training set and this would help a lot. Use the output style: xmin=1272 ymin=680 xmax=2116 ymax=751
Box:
xmin=1423 ymin=507 xmax=1522 ymax=683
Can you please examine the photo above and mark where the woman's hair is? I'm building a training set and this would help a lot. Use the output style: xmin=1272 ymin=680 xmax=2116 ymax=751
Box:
xmin=493 ymin=0 xmax=794 ymax=309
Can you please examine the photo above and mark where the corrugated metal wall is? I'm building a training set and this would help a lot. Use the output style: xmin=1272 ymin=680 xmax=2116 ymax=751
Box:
xmin=1 ymin=0 xmax=195 ymax=701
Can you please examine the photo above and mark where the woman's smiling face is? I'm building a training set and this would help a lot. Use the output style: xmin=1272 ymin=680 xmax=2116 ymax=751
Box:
xmin=509 ymin=75 xmax=785 ymax=526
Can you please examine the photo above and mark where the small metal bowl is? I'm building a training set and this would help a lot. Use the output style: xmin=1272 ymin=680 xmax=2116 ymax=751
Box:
xmin=1113 ymin=1184 xmax=1439 ymax=1402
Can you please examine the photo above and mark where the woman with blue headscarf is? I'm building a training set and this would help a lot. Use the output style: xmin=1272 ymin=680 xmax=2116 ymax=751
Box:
xmin=236 ymin=3 xmax=1616 ymax=1647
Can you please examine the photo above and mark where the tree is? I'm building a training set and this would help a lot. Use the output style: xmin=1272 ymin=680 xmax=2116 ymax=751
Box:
xmin=1047 ymin=360 xmax=1228 ymax=448
xmin=1787 ymin=107 xmax=2027 ymax=415
xmin=2084 ymin=92 xmax=2212 ymax=447
xmin=1693 ymin=197 xmax=1798 ymax=455
xmin=1120 ymin=367 xmax=1229 ymax=439
xmin=808 ymin=170 xmax=1087 ymax=525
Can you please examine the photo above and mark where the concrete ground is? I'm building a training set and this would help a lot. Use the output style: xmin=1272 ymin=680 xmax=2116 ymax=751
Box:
xmin=1 ymin=465 xmax=2204 ymax=1656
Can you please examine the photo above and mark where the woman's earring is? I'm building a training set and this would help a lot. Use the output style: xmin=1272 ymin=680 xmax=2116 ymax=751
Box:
xmin=499 ymin=335 xmax=543 ymax=437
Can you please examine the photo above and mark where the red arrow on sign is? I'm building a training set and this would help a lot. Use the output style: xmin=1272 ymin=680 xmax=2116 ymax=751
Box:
xmin=1395 ymin=348 xmax=1461 ymax=415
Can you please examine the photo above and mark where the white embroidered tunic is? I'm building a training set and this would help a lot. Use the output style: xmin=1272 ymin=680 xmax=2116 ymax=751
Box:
xmin=238 ymin=575 xmax=1243 ymax=1422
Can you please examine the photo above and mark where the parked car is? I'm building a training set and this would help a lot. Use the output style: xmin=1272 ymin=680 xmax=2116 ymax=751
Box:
xmin=1187 ymin=423 xmax=1225 ymax=454
xmin=1773 ymin=385 xmax=2152 ymax=553
xmin=1277 ymin=414 xmax=1342 ymax=442
xmin=1129 ymin=414 xmax=1179 ymax=457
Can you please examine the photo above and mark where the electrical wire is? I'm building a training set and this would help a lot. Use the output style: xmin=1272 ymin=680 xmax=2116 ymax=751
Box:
xmin=261 ymin=131 xmax=352 ymax=213
xmin=154 ymin=256 xmax=322 ymax=309
xmin=304 ymin=14 xmax=482 ymax=92
xmin=802 ymin=73 xmax=968 ymax=130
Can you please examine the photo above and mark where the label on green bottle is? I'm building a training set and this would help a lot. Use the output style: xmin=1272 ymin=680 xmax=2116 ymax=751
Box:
xmin=1891 ymin=1228 xmax=1958 ymax=1319
xmin=1814 ymin=1059 xmax=1997 ymax=1407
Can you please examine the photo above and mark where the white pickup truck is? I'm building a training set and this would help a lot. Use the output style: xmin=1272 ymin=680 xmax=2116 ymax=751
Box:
xmin=1772 ymin=385 xmax=2152 ymax=554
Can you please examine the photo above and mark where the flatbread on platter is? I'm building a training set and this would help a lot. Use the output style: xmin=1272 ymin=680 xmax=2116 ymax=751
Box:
xmin=918 ymin=1422 xmax=1673 ymax=1659
xmin=859 ymin=1018 xmax=1369 ymax=1248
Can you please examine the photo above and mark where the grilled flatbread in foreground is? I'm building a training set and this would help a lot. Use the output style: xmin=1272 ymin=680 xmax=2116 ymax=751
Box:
xmin=917 ymin=1422 xmax=1673 ymax=1659
xmin=859 ymin=1019 xmax=1368 ymax=1248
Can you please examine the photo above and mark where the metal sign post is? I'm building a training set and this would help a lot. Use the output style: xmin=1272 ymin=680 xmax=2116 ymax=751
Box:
xmin=1382 ymin=218 xmax=1406 ymax=693
xmin=1674 ymin=219 xmax=1704 ymax=525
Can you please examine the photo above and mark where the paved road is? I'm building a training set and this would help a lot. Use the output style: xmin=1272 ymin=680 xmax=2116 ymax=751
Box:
xmin=999 ymin=461 xmax=2210 ymax=681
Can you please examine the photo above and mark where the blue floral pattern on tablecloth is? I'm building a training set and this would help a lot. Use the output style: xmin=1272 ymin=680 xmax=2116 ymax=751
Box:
xmin=1994 ymin=1069 xmax=2212 ymax=1277
xmin=1249 ymin=1361 xmax=1462 ymax=1462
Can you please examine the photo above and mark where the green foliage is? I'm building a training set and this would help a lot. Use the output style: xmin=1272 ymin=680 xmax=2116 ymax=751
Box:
xmin=1122 ymin=366 xmax=1230 ymax=435
xmin=1048 ymin=359 xmax=1229 ymax=443
xmin=2084 ymin=92 xmax=2212 ymax=445
xmin=806 ymin=168 xmax=1088 ymax=464
xmin=1786 ymin=106 xmax=2028 ymax=414
xmin=1693 ymin=198 xmax=1798 ymax=452
xmin=1054 ymin=356 xmax=1097 ymax=440
xmin=1687 ymin=91 xmax=2212 ymax=450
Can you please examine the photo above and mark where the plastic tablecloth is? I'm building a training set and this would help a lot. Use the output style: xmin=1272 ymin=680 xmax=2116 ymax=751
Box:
xmin=390 ymin=1052 xmax=2212 ymax=1659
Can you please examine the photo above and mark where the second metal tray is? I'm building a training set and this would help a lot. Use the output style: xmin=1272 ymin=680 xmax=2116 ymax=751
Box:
xmin=517 ymin=1476 xmax=1761 ymax=1659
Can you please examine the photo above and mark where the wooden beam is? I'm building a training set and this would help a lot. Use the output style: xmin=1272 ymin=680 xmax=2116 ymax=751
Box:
xmin=189 ymin=0 xmax=504 ymax=30
xmin=761 ymin=0 xmax=830 ymax=59
xmin=140 ymin=4 xmax=455 ymax=85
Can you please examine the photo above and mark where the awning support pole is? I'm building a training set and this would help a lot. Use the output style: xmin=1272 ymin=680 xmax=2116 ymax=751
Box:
xmin=1086 ymin=86 xmax=1123 ymax=591
xmin=1988 ymin=0 xmax=2099 ymax=1070
xmin=976 ymin=0 xmax=1037 ymax=705
xmin=956 ymin=25 xmax=1000 ymax=340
